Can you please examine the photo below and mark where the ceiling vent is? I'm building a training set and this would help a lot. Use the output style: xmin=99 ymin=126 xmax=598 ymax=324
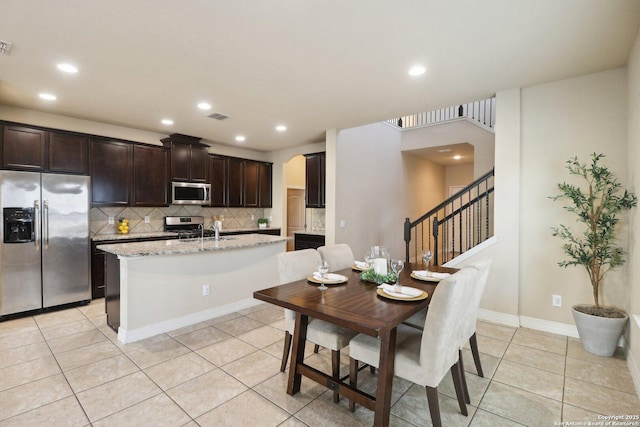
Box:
xmin=0 ymin=40 xmax=13 ymax=55
xmin=207 ymin=112 xmax=230 ymax=120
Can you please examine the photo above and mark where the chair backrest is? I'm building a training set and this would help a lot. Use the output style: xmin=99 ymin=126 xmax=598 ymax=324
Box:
xmin=461 ymin=258 xmax=492 ymax=341
xmin=317 ymin=244 xmax=355 ymax=271
xmin=277 ymin=249 xmax=322 ymax=333
xmin=419 ymin=268 xmax=477 ymax=387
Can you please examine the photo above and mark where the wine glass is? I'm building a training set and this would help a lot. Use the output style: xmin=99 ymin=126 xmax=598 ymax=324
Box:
xmin=422 ymin=249 xmax=433 ymax=271
xmin=364 ymin=252 xmax=373 ymax=270
xmin=391 ymin=259 xmax=404 ymax=292
xmin=317 ymin=260 xmax=330 ymax=291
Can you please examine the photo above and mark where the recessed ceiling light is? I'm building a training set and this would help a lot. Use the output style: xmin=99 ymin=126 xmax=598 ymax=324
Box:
xmin=57 ymin=63 xmax=78 ymax=73
xmin=198 ymin=102 xmax=211 ymax=110
xmin=161 ymin=119 xmax=174 ymax=125
xmin=453 ymin=155 xmax=462 ymax=160
xmin=38 ymin=93 xmax=57 ymax=101
xmin=276 ymin=125 xmax=287 ymax=132
xmin=235 ymin=135 xmax=246 ymax=142
xmin=408 ymin=65 xmax=426 ymax=76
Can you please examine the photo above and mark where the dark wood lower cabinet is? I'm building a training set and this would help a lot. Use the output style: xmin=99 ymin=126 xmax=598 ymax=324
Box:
xmin=105 ymin=252 xmax=120 ymax=332
xmin=294 ymin=233 xmax=325 ymax=250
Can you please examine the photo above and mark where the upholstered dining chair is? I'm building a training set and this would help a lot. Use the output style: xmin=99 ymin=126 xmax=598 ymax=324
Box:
xmin=403 ymin=258 xmax=492 ymax=387
xmin=277 ymin=249 xmax=357 ymax=403
xmin=348 ymin=268 xmax=477 ymax=427
xmin=317 ymin=243 xmax=355 ymax=271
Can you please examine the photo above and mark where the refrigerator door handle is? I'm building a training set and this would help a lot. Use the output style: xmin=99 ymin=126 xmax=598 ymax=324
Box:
xmin=34 ymin=199 xmax=40 ymax=250
xmin=44 ymin=199 xmax=49 ymax=250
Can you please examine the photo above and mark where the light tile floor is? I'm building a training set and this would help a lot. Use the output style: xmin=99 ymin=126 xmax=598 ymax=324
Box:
xmin=0 ymin=300 xmax=638 ymax=426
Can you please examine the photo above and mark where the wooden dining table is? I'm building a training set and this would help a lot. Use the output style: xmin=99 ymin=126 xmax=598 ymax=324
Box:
xmin=253 ymin=263 xmax=459 ymax=427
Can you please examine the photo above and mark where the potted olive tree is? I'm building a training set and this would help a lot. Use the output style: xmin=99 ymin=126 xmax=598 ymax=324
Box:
xmin=551 ymin=153 xmax=637 ymax=356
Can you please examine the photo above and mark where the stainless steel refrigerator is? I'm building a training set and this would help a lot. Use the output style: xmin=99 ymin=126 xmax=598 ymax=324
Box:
xmin=0 ymin=170 xmax=90 ymax=317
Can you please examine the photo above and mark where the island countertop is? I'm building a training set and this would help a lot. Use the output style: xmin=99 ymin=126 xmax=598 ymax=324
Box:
xmin=97 ymin=233 xmax=290 ymax=258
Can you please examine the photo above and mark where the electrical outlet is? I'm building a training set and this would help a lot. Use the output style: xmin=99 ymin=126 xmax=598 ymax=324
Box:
xmin=552 ymin=294 xmax=562 ymax=307
xmin=251 ymin=214 xmax=255 ymax=221
xmin=108 ymin=216 xmax=114 ymax=225
xmin=202 ymin=284 xmax=210 ymax=296
xmin=144 ymin=216 xmax=150 ymax=224
xmin=340 ymin=219 xmax=346 ymax=228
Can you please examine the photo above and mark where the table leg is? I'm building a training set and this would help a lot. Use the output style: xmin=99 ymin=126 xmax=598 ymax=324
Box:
xmin=287 ymin=312 xmax=308 ymax=395
xmin=373 ymin=328 xmax=396 ymax=427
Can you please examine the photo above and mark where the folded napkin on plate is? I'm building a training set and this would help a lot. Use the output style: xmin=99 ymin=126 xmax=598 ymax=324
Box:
xmin=354 ymin=261 xmax=369 ymax=269
xmin=412 ymin=270 xmax=451 ymax=279
xmin=312 ymin=272 xmax=345 ymax=281
xmin=381 ymin=284 xmax=421 ymax=297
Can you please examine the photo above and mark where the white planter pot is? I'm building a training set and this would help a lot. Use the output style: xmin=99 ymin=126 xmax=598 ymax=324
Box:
xmin=572 ymin=305 xmax=628 ymax=356
xmin=258 ymin=223 xmax=267 ymax=229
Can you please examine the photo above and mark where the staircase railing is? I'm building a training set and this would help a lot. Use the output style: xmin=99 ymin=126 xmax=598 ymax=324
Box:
xmin=404 ymin=168 xmax=494 ymax=266
xmin=388 ymin=97 xmax=495 ymax=130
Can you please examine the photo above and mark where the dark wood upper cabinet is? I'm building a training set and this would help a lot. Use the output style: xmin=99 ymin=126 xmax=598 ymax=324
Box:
xmin=90 ymin=139 xmax=132 ymax=206
xmin=209 ymin=155 xmax=228 ymax=207
xmin=162 ymin=134 xmax=209 ymax=183
xmin=259 ymin=162 xmax=272 ymax=208
xmin=132 ymin=145 xmax=169 ymax=206
xmin=305 ymin=152 xmax=326 ymax=208
xmin=244 ymin=160 xmax=260 ymax=207
xmin=48 ymin=131 xmax=88 ymax=174
xmin=190 ymin=145 xmax=208 ymax=182
xmin=227 ymin=158 xmax=244 ymax=207
xmin=1 ymin=125 xmax=47 ymax=171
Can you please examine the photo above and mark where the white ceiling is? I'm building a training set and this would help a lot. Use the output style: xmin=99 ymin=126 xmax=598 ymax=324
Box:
xmin=0 ymin=1 xmax=639 ymax=152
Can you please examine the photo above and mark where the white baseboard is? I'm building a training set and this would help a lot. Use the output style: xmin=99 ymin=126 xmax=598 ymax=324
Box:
xmin=519 ymin=315 xmax=579 ymax=338
xmin=117 ymin=298 xmax=262 ymax=343
xmin=628 ymin=350 xmax=640 ymax=399
xmin=478 ymin=308 xmax=520 ymax=328
xmin=477 ymin=309 xmax=581 ymax=338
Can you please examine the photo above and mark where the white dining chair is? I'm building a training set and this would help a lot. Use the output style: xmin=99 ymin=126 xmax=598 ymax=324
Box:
xmin=403 ymin=258 xmax=492 ymax=385
xmin=317 ymin=243 xmax=355 ymax=271
xmin=277 ymin=249 xmax=357 ymax=403
xmin=348 ymin=268 xmax=477 ymax=427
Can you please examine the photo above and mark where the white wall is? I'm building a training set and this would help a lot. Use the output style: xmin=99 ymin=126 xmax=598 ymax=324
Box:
xmin=520 ymin=68 xmax=628 ymax=324
xmin=334 ymin=122 xmax=406 ymax=260
xmin=401 ymin=119 xmax=495 ymax=179
xmin=626 ymin=28 xmax=640 ymax=392
xmin=0 ymin=105 xmax=270 ymax=162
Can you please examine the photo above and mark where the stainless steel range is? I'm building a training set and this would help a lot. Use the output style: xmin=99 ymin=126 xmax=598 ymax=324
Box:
xmin=164 ymin=216 xmax=216 ymax=239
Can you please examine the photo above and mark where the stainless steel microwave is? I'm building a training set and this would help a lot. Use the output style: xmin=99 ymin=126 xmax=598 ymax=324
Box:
xmin=171 ymin=182 xmax=211 ymax=205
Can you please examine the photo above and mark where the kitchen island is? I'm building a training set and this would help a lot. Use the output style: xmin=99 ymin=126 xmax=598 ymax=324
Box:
xmin=98 ymin=233 xmax=288 ymax=343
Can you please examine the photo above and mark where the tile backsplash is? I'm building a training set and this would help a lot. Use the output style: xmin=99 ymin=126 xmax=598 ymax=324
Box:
xmin=307 ymin=208 xmax=325 ymax=233
xmin=91 ymin=206 xmax=265 ymax=235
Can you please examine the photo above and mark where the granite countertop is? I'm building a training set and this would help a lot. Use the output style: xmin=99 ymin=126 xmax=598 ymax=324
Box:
xmin=91 ymin=231 xmax=176 ymax=242
xmin=97 ymin=233 xmax=290 ymax=258
xmin=91 ymin=227 xmax=281 ymax=242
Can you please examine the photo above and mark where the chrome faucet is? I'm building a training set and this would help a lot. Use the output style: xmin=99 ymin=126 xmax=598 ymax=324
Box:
xmin=213 ymin=221 xmax=220 ymax=241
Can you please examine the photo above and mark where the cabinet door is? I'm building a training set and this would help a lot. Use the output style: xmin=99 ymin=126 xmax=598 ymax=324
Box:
xmin=319 ymin=153 xmax=326 ymax=207
xmin=190 ymin=145 xmax=209 ymax=182
xmin=259 ymin=162 xmax=272 ymax=208
xmin=305 ymin=153 xmax=325 ymax=208
xmin=170 ymin=141 xmax=190 ymax=182
xmin=90 ymin=139 xmax=132 ymax=206
xmin=209 ymin=155 xmax=228 ymax=207
xmin=48 ymin=131 xmax=88 ymax=174
xmin=1 ymin=126 xmax=47 ymax=171
xmin=132 ymin=145 xmax=169 ymax=206
xmin=228 ymin=158 xmax=244 ymax=207
xmin=244 ymin=160 xmax=259 ymax=207
xmin=91 ymin=244 xmax=106 ymax=299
